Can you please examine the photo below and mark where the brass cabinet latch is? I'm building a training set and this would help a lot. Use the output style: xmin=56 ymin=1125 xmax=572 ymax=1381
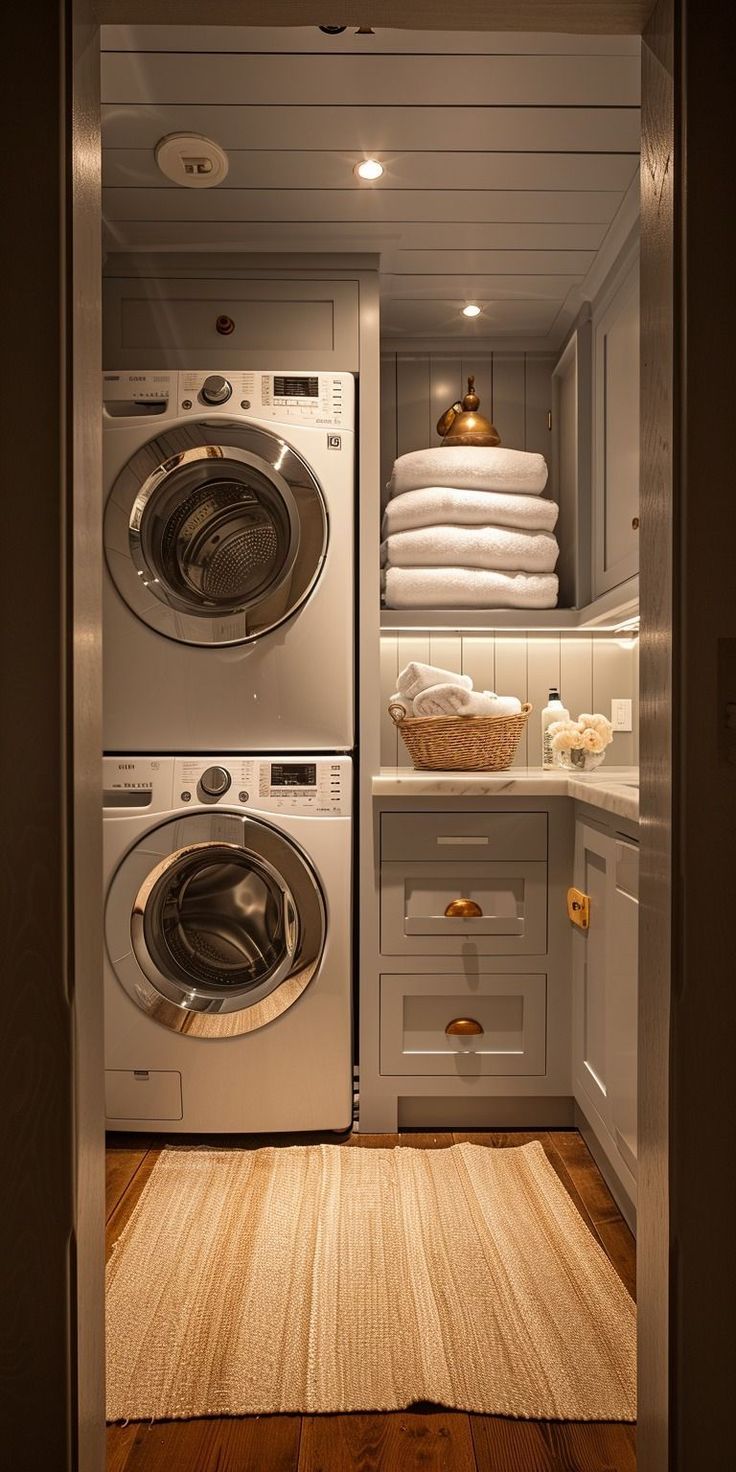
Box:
xmin=567 ymin=887 xmax=591 ymax=930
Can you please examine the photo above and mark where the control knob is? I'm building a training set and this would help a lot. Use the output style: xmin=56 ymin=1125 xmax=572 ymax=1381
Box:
xmin=201 ymin=374 xmax=232 ymax=406
xmin=199 ymin=765 xmax=231 ymax=798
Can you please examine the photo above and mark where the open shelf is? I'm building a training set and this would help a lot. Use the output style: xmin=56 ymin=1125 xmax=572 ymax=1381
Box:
xmin=380 ymin=577 xmax=639 ymax=634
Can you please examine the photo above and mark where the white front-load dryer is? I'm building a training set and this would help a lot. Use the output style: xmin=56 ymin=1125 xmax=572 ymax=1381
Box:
xmin=103 ymin=754 xmax=353 ymax=1133
xmin=103 ymin=370 xmax=354 ymax=752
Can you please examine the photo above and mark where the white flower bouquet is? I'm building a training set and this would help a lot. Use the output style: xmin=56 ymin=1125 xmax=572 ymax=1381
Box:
xmin=547 ymin=712 xmax=614 ymax=772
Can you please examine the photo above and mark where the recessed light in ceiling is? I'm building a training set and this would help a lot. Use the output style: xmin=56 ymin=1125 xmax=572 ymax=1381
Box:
xmin=355 ymin=158 xmax=384 ymax=181
xmin=155 ymin=133 xmax=229 ymax=189
xmin=462 ymin=304 xmax=482 ymax=318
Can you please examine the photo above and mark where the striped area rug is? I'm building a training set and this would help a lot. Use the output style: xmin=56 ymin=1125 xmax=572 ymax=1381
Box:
xmin=106 ymin=1141 xmax=636 ymax=1423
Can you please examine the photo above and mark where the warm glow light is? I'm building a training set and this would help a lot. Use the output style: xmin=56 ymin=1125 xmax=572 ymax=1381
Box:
xmin=462 ymin=304 xmax=482 ymax=318
xmin=355 ymin=158 xmax=384 ymax=180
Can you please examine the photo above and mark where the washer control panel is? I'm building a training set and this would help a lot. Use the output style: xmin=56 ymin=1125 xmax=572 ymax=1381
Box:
xmin=103 ymin=757 xmax=351 ymax=816
xmin=176 ymin=370 xmax=354 ymax=429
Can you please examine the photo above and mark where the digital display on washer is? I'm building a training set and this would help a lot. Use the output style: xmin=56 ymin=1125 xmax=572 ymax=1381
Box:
xmin=272 ymin=376 xmax=319 ymax=400
xmin=270 ymin=763 xmax=317 ymax=788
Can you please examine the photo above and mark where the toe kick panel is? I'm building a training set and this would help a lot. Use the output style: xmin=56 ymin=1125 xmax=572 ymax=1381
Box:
xmin=380 ymin=973 xmax=547 ymax=1077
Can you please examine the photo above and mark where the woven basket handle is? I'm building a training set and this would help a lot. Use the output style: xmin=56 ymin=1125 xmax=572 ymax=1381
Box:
xmin=388 ymin=702 xmax=408 ymax=725
xmin=520 ymin=702 xmax=533 ymax=716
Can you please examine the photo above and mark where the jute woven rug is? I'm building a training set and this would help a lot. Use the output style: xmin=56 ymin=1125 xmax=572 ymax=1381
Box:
xmin=106 ymin=1141 xmax=636 ymax=1423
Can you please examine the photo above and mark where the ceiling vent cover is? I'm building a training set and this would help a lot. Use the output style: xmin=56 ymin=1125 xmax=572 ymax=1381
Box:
xmin=154 ymin=133 xmax=229 ymax=189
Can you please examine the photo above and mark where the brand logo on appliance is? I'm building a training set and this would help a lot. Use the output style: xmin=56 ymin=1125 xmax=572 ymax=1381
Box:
xmin=117 ymin=763 xmax=135 ymax=770
xmin=327 ymin=434 xmax=342 ymax=450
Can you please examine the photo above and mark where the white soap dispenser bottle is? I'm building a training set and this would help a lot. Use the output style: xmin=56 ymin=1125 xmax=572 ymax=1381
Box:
xmin=541 ymin=687 xmax=569 ymax=769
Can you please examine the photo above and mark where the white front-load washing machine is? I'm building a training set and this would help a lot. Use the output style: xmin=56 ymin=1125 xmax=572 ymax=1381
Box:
xmin=103 ymin=754 xmax=353 ymax=1132
xmin=103 ymin=369 xmax=354 ymax=753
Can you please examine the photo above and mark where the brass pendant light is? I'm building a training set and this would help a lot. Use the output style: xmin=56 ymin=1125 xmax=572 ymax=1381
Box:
xmin=436 ymin=375 xmax=501 ymax=447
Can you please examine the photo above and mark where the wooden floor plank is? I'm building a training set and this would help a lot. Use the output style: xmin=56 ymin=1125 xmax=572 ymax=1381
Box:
xmin=117 ymin=1416 xmax=302 ymax=1472
xmin=105 ymin=1147 xmax=149 ymax=1224
xmin=471 ymin=1415 xmax=565 ymax=1471
xmin=544 ymin=1420 xmax=637 ymax=1471
xmin=545 ymin=1133 xmax=624 ymax=1225
xmin=106 ymin=1423 xmax=139 ymax=1472
xmin=105 ymin=1146 xmax=162 ymax=1261
xmin=298 ymin=1411 xmax=477 ymax=1472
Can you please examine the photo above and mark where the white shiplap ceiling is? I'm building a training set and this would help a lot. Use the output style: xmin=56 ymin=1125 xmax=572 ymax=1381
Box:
xmin=100 ymin=25 xmax=641 ymax=349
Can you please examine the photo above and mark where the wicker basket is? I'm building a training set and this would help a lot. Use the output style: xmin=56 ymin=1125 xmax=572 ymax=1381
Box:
xmin=388 ymin=702 xmax=532 ymax=772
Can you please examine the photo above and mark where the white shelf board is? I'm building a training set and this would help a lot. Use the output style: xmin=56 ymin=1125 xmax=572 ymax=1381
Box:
xmin=380 ymin=575 xmax=639 ymax=633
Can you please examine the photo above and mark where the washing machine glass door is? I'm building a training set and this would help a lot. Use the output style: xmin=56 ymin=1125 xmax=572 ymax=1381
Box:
xmin=104 ymin=421 xmax=328 ymax=646
xmin=109 ymin=813 xmax=326 ymax=1037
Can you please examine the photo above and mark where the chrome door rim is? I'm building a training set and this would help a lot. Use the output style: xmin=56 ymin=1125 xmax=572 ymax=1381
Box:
xmin=106 ymin=813 xmax=326 ymax=1037
xmin=104 ymin=420 xmax=329 ymax=647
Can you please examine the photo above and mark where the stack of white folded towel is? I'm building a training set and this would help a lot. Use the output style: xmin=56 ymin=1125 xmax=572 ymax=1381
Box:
xmin=391 ymin=661 xmax=522 ymax=719
xmin=381 ymin=446 xmax=559 ymax=609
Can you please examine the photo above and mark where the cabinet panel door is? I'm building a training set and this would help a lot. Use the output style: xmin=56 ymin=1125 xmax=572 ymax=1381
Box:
xmin=593 ymin=254 xmax=640 ymax=594
xmin=572 ymin=823 xmax=612 ymax=1125
xmin=608 ymin=839 xmax=639 ymax=1174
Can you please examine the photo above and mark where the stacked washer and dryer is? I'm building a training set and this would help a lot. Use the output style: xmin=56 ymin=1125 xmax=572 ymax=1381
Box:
xmin=102 ymin=370 xmax=355 ymax=1132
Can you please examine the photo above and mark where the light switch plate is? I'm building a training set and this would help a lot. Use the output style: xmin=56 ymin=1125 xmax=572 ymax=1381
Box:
xmin=611 ymin=698 xmax=633 ymax=731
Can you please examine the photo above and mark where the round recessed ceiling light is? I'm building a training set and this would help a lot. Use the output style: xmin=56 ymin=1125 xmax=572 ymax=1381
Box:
xmin=154 ymin=133 xmax=229 ymax=189
xmin=355 ymin=158 xmax=384 ymax=181
xmin=462 ymin=304 xmax=482 ymax=318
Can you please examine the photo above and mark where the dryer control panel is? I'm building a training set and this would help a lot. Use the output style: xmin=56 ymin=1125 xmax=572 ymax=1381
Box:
xmin=103 ymin=756 xmax=352 ymax=817
xmin=177 ymin=369 xmax=354 ymax=429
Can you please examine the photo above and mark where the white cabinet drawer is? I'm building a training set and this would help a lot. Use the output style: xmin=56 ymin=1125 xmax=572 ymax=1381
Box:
xmin=380 ymin=973 xmax=547 ymax=1077
xmin=381 ymin=811 xmax=547 ymax=863
xmin=105 ymin=1068 xmax=183 ymax=1121
xmin=381 ymin=860 xmax=547 ymax=955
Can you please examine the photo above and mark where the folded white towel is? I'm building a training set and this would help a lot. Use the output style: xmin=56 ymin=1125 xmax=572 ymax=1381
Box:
xmin=383 ymin=566 xmax=559 ymax=609
xmin=413 ymin=684 xmax=523 ymax=718
xmin=382 ymin=525 xmax=559 ymax=574
xmin=396 ymin=661 xmax=471 ymax=701
xmin=388 ymin=446 xmax=548 ymax=499
xmin=388 ymin=690 xmax=413 ymax=717
xmin=382 ymin=486 xmax=559 ymax=538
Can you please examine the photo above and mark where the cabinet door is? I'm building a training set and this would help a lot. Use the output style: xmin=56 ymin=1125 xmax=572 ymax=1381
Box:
xmin=593 ymin=254 xmax=640 ymax=595
xmin=572 ymin=820 xmax=639 ymax=1181
xmin=552 ymin=320 xmax=592 ymax=609
xmin=607 ymin=839 xmax=639 ymax=1174
xmin=572 ymin=823 xmax=612 ymax=1125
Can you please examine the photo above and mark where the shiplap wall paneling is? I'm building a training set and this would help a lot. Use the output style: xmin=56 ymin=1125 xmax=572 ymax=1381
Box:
xmin=395 ymin=635 xmax=431 ymax=769
xmin=561 ymin=636 xmax=594 ymax=723
xmin=431 ymin=358 xmax=463 ymax=448
xmin=380 ymin=355 xmax=398 ymax=499
xmin=592 ymin=638 xmax=636 ymax=765
xmin=395 ymin=356 xmax=431 ymax=458
xmin=494 ymin=639 xmax=530 ymax=767
xmin=525 ymin=356 xmax=556 ymax=499
xmin=527 ymin=638 xmax=563 ymax=766
xmin=377 ymin=633 xmax=638 ymax=769
xmin=461 ymin=635 xmax=495 ymax=698
xmin=380 ymin=636 xmax=400 ymax=767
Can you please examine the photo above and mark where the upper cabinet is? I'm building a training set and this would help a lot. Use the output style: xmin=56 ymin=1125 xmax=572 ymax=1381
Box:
xmin=592 ymin=248 xmax=640 ymax=596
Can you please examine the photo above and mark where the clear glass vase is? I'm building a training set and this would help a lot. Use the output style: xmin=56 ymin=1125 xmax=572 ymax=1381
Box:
xmin=557 ymin=749 xmax=606 ymax=773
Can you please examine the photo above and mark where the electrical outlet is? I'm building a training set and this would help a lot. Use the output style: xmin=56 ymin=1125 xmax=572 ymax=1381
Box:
xmin=611 ymin=698 xmax=633 ymax=731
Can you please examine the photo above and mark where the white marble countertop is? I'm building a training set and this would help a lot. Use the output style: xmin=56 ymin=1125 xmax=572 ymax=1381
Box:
xmin=372 ymin=765 xmax=639 ymax=824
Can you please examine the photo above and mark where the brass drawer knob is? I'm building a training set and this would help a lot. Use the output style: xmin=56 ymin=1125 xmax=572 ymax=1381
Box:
xmin=444 ymin=897 xmax=483 ymax=918
xmin=632 ymin=516 xmax=640 ymax=530
xmin=445 ymin=1018 xmax=484 ymax=1036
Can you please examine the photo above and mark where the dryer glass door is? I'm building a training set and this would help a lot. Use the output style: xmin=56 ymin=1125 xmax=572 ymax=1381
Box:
xmin=108 ymin=813 xmax=326 ymax=1037
xmin=104 ymin=422 xmax=328 ymax=646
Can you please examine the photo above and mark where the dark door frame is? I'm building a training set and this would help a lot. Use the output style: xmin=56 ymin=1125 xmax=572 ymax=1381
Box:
xmin=4 ymin=3 xmax=735 ymax=1468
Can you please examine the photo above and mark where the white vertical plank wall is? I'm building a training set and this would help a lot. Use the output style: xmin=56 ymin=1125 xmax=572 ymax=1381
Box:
xmin=379 ymin=632 xmax=638 ymax=767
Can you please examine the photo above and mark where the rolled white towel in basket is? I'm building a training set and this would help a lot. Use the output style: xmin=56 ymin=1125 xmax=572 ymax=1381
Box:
xmin=382 ymin=486 xmax=559 ymax=538
xmin=382 ymin=524 xmax=559 ymax=574
xmin=388 ymin=446 xmax=548 ymax=499
xmin=396 ymin=661 xmax=471 ymax=701
xmin=383 ymin=566 xmax=559 ymax=609
xmin=413 ymin=684 xmax=523 ymax=719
